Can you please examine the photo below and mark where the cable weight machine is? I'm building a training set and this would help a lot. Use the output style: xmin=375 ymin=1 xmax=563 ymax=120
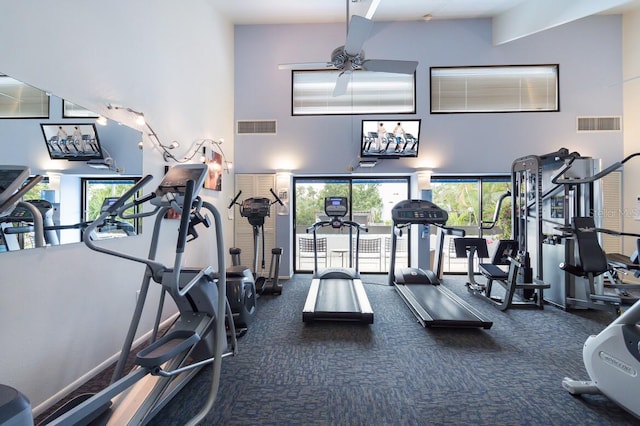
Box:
xmin=512 ymin=148 xmax=640 ymax=314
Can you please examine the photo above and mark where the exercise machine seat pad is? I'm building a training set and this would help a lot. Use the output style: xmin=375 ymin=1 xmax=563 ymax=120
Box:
xmin=479 ymin=264 xmax=508 ymax=279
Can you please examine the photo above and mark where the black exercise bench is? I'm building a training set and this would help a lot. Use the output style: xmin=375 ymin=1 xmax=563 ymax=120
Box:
xmin=457 ymin=238 xmax=550 ymax=311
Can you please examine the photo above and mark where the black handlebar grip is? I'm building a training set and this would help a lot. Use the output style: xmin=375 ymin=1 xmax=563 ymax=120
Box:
xmin=228 ymin=190 xmax=242 ymax=209
xmin=559 ymin=262 xmax=583 ymax=277
xmin=270 ymin=188 xmax=284 ymax=206
xmin=176 ymin=179 xmax=196 ymax=254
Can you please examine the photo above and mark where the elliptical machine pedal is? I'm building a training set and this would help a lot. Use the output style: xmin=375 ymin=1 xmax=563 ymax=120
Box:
xmin=255 ymin=247 xmax=283 ymax=295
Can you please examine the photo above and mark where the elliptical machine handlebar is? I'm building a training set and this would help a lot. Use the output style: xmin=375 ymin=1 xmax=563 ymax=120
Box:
xmin=269 ymin=188 xmax=284 ymax=206
xmin=176 ymin=179 xmax=195 ymax=255
xmin=170 ymin=179 xmax=216 ymax=297
xmin=0 ymin=175 xmax=43 ymax=214
xmin=105 ymin=174 xmax=154 ymax=216
xmin=228 ymin=190 xmax=242 ymax=209
xmin=84 ymin=175 xmax=165 ymax=279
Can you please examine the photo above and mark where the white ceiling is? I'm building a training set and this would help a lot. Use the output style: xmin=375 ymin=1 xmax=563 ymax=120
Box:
xmin=209 ymin=0 xmax=640 ymax=25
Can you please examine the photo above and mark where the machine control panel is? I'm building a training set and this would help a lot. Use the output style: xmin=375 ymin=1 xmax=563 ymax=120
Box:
xmin=391 ymin=199 xmax=448 ymax=225
xmin=152 ymin=164 xmax=208 ymax=206
xmin=325 ymin=197 xmax=348 ymax=218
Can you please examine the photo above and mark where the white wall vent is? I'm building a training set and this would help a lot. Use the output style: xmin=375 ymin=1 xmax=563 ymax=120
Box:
xmin=576 ymin=116 xmax=621 ymax=132
xmin=237 ymin=120 xmax=277 ymax=135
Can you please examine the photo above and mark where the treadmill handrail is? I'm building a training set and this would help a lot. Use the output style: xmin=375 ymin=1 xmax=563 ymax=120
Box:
xmin=306 ymin=218 xmax=368 ymax=273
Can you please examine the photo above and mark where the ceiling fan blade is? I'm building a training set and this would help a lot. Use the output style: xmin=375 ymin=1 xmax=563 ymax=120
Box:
xmin=278 ymin=62 xmax=335 ymax=70
xmin=361 ymin=59 xmax=418 ymax=74
xmin=332 ymin=71 xmax=352 ymax=97
xmin=344 ymin=15 xmax=374 ymax=56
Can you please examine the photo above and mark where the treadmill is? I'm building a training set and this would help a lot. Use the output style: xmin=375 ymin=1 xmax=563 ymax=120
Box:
xmin=302 ymin=197 xmax=374 ymax=324
xmin=388 ymin=199 xmax=492 ymax=329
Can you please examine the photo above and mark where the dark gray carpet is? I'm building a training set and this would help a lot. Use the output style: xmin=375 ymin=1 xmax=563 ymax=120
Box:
xmin=148 ymin=274 xmax=639 ymax=425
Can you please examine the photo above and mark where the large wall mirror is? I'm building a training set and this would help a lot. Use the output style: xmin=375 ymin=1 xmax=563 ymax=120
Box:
xmin=0 ymin=74 xmax=143 ymax=251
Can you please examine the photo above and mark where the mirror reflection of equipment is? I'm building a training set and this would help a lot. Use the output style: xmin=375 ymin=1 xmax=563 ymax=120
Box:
xmin=0 ymin=163 xmax=237 ymax=425
xmin=0 ymin=166 xmax=45 ymax=250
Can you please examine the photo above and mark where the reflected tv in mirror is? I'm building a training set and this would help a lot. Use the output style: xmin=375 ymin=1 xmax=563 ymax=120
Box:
xmin=41 ymin=123 xmax=104 ymax=161
xmin=360 ymin=119 xmax=421 ymax=159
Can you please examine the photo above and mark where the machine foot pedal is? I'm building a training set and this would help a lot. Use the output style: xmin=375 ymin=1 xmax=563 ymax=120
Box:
xmin=135 ymin=330 xmax=200 ymax=368
xmin=562 ymin=377 xmax=600 ymax=395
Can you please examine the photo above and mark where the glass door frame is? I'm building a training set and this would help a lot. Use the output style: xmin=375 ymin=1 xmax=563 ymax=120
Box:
xmin=293 ymin=175 xmax=411 ymax=274
xmin=430 ymin=174 xmax=511 ymax=275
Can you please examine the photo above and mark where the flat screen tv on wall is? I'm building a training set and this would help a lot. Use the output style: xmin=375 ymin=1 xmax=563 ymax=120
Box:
xmin=41 ymin=123 xmax=104 ymax=161
xmin=360 ymin=119 xmax=421 ymax=159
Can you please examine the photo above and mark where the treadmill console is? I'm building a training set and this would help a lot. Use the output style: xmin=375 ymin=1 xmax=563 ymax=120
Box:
xmin=391 ymin=199 xmax=448 ymax=225
xmin=101 ymin=197 xmax=120 ymax=213
xmin=325 ymin=197 xmax=348 ymax=218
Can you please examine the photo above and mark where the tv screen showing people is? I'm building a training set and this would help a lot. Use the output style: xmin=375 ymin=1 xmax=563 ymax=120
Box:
xmin=360 ymin=119 xmax=421 ymax=158
xmin=41 ymin=123 xmax=104 ymax=161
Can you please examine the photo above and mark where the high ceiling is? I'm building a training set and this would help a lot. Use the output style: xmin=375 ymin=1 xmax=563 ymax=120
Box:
xmin=209 ymin=0 xmax=640 ymax=25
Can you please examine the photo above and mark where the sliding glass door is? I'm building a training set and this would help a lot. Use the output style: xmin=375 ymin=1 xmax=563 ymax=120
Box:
xmin=431 ymin=176 xmax=511 ymax=274
xmin=294 ymin=176 xmax=410 ymax=274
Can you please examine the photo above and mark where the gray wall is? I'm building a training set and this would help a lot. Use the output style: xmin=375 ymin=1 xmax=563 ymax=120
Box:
xmin=234 ymin=16 xmax=623 ymax=175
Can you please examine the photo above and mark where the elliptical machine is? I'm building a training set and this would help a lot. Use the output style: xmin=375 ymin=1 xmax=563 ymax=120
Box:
xmin=228 ymin=188 xmax=284 ymax=295
xmin=0 ymin=164 xmax=237 ymax=425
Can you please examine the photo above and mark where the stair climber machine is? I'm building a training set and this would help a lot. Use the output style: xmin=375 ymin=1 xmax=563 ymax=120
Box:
xmin=0 ymin=163 xmax=238 ymax=425
xmin=228 ymin=188 xmax=284 ymax=296
xmin=388 ymin=199 xmax=493 ymax=329
xmin=302 ymin=196 xmax=374 ymax=324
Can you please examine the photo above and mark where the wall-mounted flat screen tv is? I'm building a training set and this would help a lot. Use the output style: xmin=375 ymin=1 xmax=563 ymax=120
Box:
xmin=41 ymin=123 xmax=104 ymax=161
xmin=361 ymin=119 xmax=421 ymax=159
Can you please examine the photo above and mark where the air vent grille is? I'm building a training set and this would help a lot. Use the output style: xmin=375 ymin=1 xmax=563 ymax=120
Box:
xmin=576 ymin=116 xmax=621 ymax=132
xmin=237 ymin=120 xmax=277 ymax=135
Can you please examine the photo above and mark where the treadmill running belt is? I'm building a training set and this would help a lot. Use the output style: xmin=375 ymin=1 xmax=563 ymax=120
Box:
xmin=397 ymin=283 xmax=492 ymax=328
xmin=315 ymin=278 xmax=359 ymax=313
xmin=406 ymin=284 xmax=477 ymax=321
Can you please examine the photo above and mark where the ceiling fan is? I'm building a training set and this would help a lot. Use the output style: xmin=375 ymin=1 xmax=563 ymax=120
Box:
xmin=278 ymin=2 xmax=418 ymax=96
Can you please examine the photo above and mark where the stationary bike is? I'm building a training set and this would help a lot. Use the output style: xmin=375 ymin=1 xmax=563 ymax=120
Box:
xmin=228 ymin=188 xmax=284 ymax=295
xmin=562 ymin=299 xmax=640 ymax=418
xmin=559 ymin=216 xmax=640 ymax=418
